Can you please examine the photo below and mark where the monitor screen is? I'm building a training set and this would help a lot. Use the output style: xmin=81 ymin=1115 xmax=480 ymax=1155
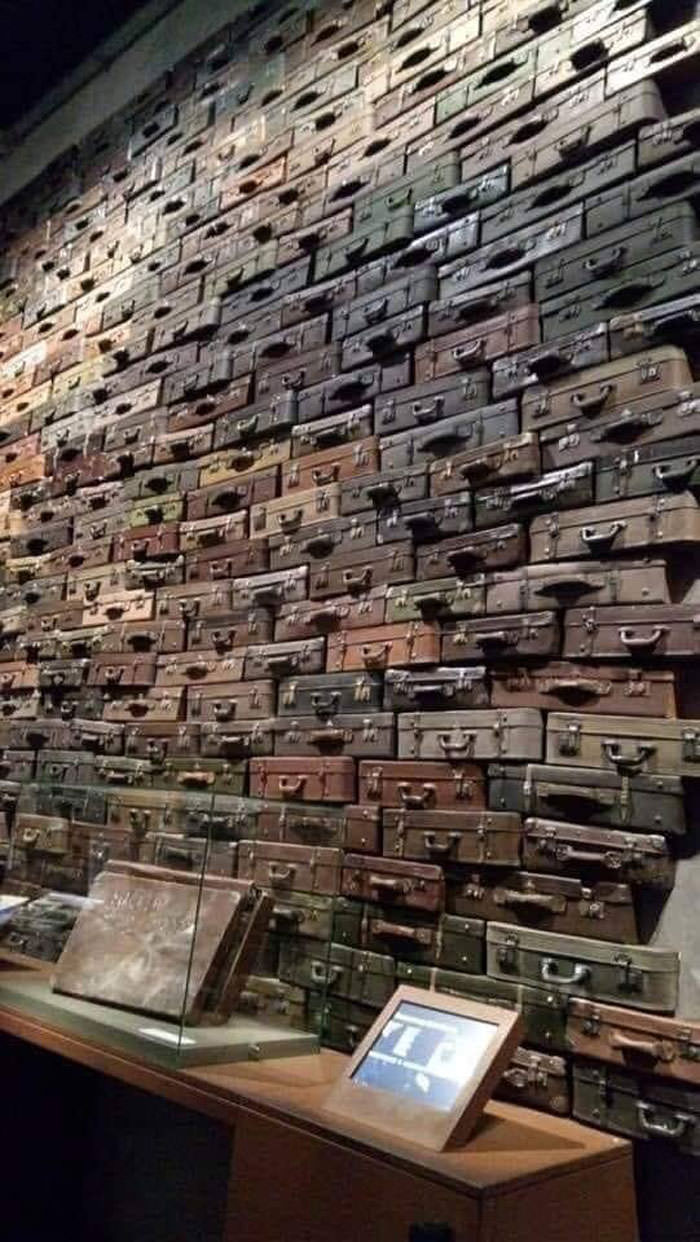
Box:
xmin=350 ymin=1000 xmax=498 ymax=1113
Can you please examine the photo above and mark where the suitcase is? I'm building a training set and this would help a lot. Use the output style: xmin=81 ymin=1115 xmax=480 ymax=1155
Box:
xmin=429 ymin=272 xmax=533 ymax=340
xmin=522 ymin=817 xmax=674 ymax=888
xmin=521 ymin=346 xmax=692 ymax=433
xmin=606 ymin=16 xmax=700 ymax=92
xmin=282 ymin=436 xmax=378 ymax=492
xmin=535 ymin=11 xmax=651 ymax=99
xmin=492 ymin=323 xmax=610 ymax=399
xmin=398 ymin=708 xmax=543 ymax=762
xmin=231 ymin=566 xmax=308 ymax=609
xmin=257 ymin=802 xmax=381 ymax=852
xmin=297 ymin=359 xmax=414 ymax=424
xmin=416 ymin=524 xmax=526 ymax=579
xmin=341 ymin=853 xmax=444 ymax=912
xmin=199 ymin=441 xmax=291 ymax=489
xmin=249 ymin=756 xmax=356 ymax=804
xmin=333 ymin=266 xmax=437 ymax=340
xmin=487 ymin=923 xmax=679 ymax=1012
xmin=383 ymin=807 xmax=522 ymax=867
xmin=492 ymin=662 xmax=676 ymax=718
xmin=475 ymin=463 xmax=594 ymax=528
xmin=587 ymin=150 xmax=700 ymax=238
xmin=156 ymin=649 xmax=246 ymax=687
xmin=309 ymin=541 xmax=414 ymax=599
xmin=442 ymin=612 xmax=560 ymax=663
xmin=609 ymin=294 xmax=700 ymax=360
xmin=358 ymin=759 xmax=487 ymax=811
xmin=541 ymin=244 xmax=700 ymax=342
xmin=535 ymin=203 xmax=698 ymax=303
xmin=438 ymin=205 xmax=583 ymax=292
xmin=429 ymin=432 xmax=540 ymax=497
xmin=377 ymin=489 xmax=476 ymax=543
xmin=187 ymin=470 xmax=279 ymax=522
xmin=187 ymin=610 xmax=274 ymax=653
xmin=275 ymin=588 xmax=388 ymax=640
xmin=396 ymin=960 xmax=570 ymax=1052
xmin=530 ymin=492 xmax=700 ymax=561
xmin=213 ymin=393 xmax=298 ymax=450
xmin=573 ymin=1058 xmax=700 ymax=1153
xmin=326 ymin=620 xmax=440 ymax=671
xmin=279 ymin=939 xmax=395 ymax=1009
xmin=291 ymin=406 xmax=375 ymax=457
xmin=250 ymin=484 xmax=342 ymax=539
xmin=540 ymin=387 xmax=700 ymax=473
xmin=277 ymin=671 xmax=382 ymax=718
xmin=384 ymin=666 xmax=489 ymax=711
xmin=340 ymin=464 xmax=428 ymax=517
xmin=414 ymin=306 xmax=540 ymax=383
xmin=374 ymin=372 xmax=492 ymax=438
xmin=486 ymin=559 xmax=670 ymax=615
xmin=146 ymin=757 xmax=247 ymax=796
xmin=596 ymin=429 xmax=700 ymax=503
xmin=187 ymin=681 xmax=277 ymax=724
xmin=268 ymin=891 xmax=335 ymax=943
xmin=333 ymin=898 xmax=444 ymax=967
xmin=269 ymin=511 xmax=377 ymax=572
xmin=546 ymin=710 xmax=700 ymax=779
xmin=568 ymin=1000 xmax=700 ymax=1085
xmin=413 ymin=166 xmax=510 ymax=235
xmin=563 ymin=604 xmax=700 ymax=663
xmin=497 ymin=1048 xmax=571 ymax=1117
xmin=385 ymin=577 xmax=486 ymax=624
xmin=448 ymin=868 xmax=638 ymax=943
xmin=244 ymin=638 xmax=326 ymax=680
xmin=489 ymin=761 xmax=686 ymax=835
xmin=341 ymin=306 xmax=427 ymax=368
xmin=272 ymin=711 xmax=395 ymax=757
xmin=237 ymin=841 xmax=343 ymax=896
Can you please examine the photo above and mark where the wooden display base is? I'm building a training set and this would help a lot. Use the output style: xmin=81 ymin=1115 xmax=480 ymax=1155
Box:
xmin=0 ymin=972 xmax=317 ymax=1067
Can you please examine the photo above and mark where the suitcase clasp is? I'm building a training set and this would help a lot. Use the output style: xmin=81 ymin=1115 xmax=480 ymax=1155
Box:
xmin=557 ymin=721 xmax=581 ymax=756
xmin=682 ymin=728 xmax=700 ymax=763
xmin=614 ymin=953 xmax=644 ymax=993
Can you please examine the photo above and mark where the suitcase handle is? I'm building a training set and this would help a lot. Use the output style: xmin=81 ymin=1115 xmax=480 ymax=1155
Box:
xmin=474 ymin=630 xmax=512 ymax=648
xmin=210 ymin=628 xmax=237 ymax=652
xmin=534 ymin=575 xmax=604 ymax=599
xmin=266 ymin=654 xmax=300 ymax=672
xmin=212 ymin=701 xmax=236 ymax=721
xmin=411 ymin=397 xmax=444 ymax=424
xmin=610 ymin=1031 xmax=676 ymax=1062
xmin=309 ymin=728 xmax=345 ymax=744
xmin=271 ymin=905 xmax=304 ymax=927
xmin=251 ymin=584 xmax=283 ymax=605
xmin=398 ymin=782 xmax=436 ymax=809
xmin=602 ymin=740 xmax=656 ymax=773
xmin=446 ymin=547 xmax=486 ymax=571
xmin=278 ymin=776 xmax=307 ymax=796
xmin=452 ymin=292 xmax=502 ymax=324
xmin=369 ymin=875 xmax=411 ymax=894
xmin=126 ymin=699 xmax=150 ymax=717
xmin=555 ymin=126 xmax=592 ymax=161
xmin=363 ymin=297 xmax=388 ymax=325
xmin=583 ymin=245 xmax=625 ymax=278
xmin=104 ymin=603 xmax=127 ymax=619
xmin=311 ymin=465 xmax=339 ymax=485
xmin=278 ymin=508 xmax=303 ymax=531
xmin=541 ymin=678 xmax=604 ymax=698
xmin=571 ymin=383 xmax=614 ymax=415
xmin=268 ymin=863 xmax=296 ymax=883
xmin=636 ymin=1102 xmax=694 ymax=1141
xmin=526 ymin=0 xmax=563 ymax=32
xmin=343 ymin=568 xmax=373 ymax=592
xmin=539 ymin=784 xmax=616 ymax=812
xmin=372 ymin=919 xmax=432 ymax=945
xmin=235 ymin=413 xmax=259 ymax=439
xmin=497 ymin=888 xmax=566 ymax=913
xmin=530 ymin=174 xmax=582 ymax=210
xmin=598 ymin=277 xmax=663 ymax=310
xmin=540 ymin=957 xmax=590 ymax=986
xmin=451 ymin=339 xmax=485 ymax=365
xmin=311 ymin=691 xmax=341 ymax=714
xmin=307 ymin=606 xmax=344 ymax=629
xmin=439 ymin=732 xmax=476 ymax=757
xmin=638 ymin=165 xmax=700 ymax=202
xmin=184 ymin=661 xmax=211 ymax=679
xmin=363 ymin=328 xmax=400 ymax=354
xmin=648 ymin=309 xmax=700 ymax=341
xmin=528 ymin=349 xmax=568 ymax=380
xmin=304 ymin=533 xmax=335 ymax=555
xmin=413 ymin=594 xmax=447 ymax=618
xmin=403 ymin=511 xmax=439 ymax=536
xmin=423 ymin=831 xmax=460 ymax=856
xmin=308 ymin=425 xmax=346 ymax=448
xmin=310 ymin=961 xmax=342 ymax=986
xmin=580 ymin=521 xmax=625 ymax=551
xmin=459 ymin=454 xmax=497 ymax=480
xmin=212 ymin=488 xmax=244 ymax=511
xmin=227 ymin=449 xmax=256 ymax=470
xmin=366 ymin=481 xmax=400 ymax=505
xmin=344 ymin=238 xmax=369 ymax=263
xmin=176 ymin=770 xmax=216 ymax=788
xmin=570 ymin=38 xmax=609 ymax=72
xmin=618 ymin=626 xmax=667 ymax=652
xmin=410 ymin=682 xmax=450 ymax=698
xmin=362 ymin=642 xmax=392 ymax=668
xmin=653 ymin=458 xmax=699 ymax=487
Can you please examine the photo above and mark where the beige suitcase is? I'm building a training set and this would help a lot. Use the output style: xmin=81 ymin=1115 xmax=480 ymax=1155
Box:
xmin=546 ymin=711 xmax=700 ymax=777
xmin=530 ymin=492 xmax=700 ymax=560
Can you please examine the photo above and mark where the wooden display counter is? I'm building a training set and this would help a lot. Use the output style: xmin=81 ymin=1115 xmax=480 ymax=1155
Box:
xmin=0 ymin=979 xmax=637 ymax=1242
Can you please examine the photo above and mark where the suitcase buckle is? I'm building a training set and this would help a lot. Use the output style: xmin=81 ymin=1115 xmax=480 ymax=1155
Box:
xmin=558 ymin=721 xmax=581 ymax=756
xmin=614 ymin=954 xmax=643 ymax=993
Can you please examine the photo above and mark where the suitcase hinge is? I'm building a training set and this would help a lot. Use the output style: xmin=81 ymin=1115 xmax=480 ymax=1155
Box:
xmin=558 ymin=721 xmax=581 ymax=756
xmin=497 ymin=932 xmax=519 ymax=970
xmin=614 ymin=954 xmax=643 ymax=993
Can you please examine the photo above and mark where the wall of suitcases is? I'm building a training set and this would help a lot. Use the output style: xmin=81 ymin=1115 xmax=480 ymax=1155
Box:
xmin=0 ymin=0 xmax=699 ymax=1149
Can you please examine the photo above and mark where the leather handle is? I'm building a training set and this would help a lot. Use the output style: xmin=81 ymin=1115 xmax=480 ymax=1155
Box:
xmin=580 ymin=521 xmax=625 ymax=551
xmin=438 ymin=732 xmax=475 ymax=756
xmin=423 ymin=831 xmax=460 ymax=856
xmin=368 ymin=875 xmax=410 ymax=893
xmin=584 ymin=245 xmax=625 ymax=278
xmin=636 ymin=1102 xmax=693 ymax=1141
xmin=362 ymin=641 xmax=391 ymax=668
xmin=618 ymin=626 xmax=666 ymax=652
xmin=398 ymin=782 xmax=436 ymax=809
xmin=278 ymin=775 xmax=306 ymax=796
xmin=372 ymin=919 xmax=431 ymax=944
xmin=653 ymin=459 xmax=699 ymax=487
xmin=542 ymin=678 xmax=603 ymax=697
xmin=268 ymin=863 xmax=295 ymax=882
xmin=602 ymin=740 xmax=656 ymax=773
xmin=343 ymin=568 xmax=372 ymax=592
xmin=610 ymin=1032 xmax=675 ymax=1062
xmin=571 ymin=383 xmax=614 ymax=415
xmin=540 ymin=957 xmax=590 ymax=986
xmin=498 ymin=889 xmax=563 ymax=912
xmin=176 ymin=770 xmax=215 ymax=787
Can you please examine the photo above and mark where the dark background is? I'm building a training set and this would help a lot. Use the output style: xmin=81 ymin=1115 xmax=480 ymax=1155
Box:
xmin=0 ymin=0 xmax=151 ymax=127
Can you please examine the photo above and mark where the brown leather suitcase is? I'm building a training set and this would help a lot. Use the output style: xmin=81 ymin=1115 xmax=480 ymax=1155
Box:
xmin=82 ymin=591 xmax=154 ymax=629
xmin=212 ymin=392 xmax=298 ymax=450
xmin=249 ymin=756 xmax=356 ymax=804
xmin=341 ymin=852 xmax=444 ymax=912
xmin=309 ymin=541 xmax=414 ymax=598
xmin=442 ymin=612 xmax=560 ymax=663
xmin=376 ymin=491 xmax=473 ymax=544
xmin=522 ymin=817 xmax=675 ymax=889
xmin=341 ymin=306 xmax=427 ymax=368
xmin=274 ymin=587 xmax=387 ymax=640
xmin=179 ymin=512 xmax=248 ymax=554
xmin=273 ymin=711 xmax=394 ymax=758
xmin=258 ymin=802 xmax=381 ymax=852
xmin=237 ymin=841 xmax=343 ymax=896
xmin=333 ymin=266 xmax=437 ymax=341
xmin=608 ymin=294 xmax=700 ymax=361
xmin=496 ymin=1047 xmax=571 ymax=1117
xmin=428 ymin=272 xmax=533 ymax=339
xmin=199 ymin=720 xmax=274 ymax=759
xmin=187 ymin=680 xmax=277 ymax=723
xmin=567 ymin=999 xmax=700 ymax=1085
xmin=358 ymin=759 xmax=487 ymax=810
xmin=199 ymin=441 xmax=291 ymax=488
xmin=187 ymin=470 xmax=279 ymax=521
xmin=187 ymin=610 xmax=274 ymax=652
xmin=183 ymin=541 xmax=270 ymax=584
xmin=257 ymin=343 xmax=342 ymax=401
xmin=156 ymin=649 xmax=246 ymax=687
xmin=86 ymin=654 xmax=157 ymax=689
xmin=383 ymin=808 xmax=522 ymax=866
xmin=415 ymin=306 xmax=540 ymax=382
xmin=448 ymin=869 xmax=638 ymax=944
xmin=102 ymin=687 xmax=183 ymax=724
xmin=486 ymin=559 xmax=670 ymax=614
xmin=398 ymin=708 xmax=543 ymax=761
xmin=563 ymin=604 xmax=700 ymax=663
xmin=530 ymin=492 xmax=700 ymax=560
xmin=156 ymin=581 xmax=236 ymax=621
xmin=491 ymin=324 xmax=611 ymax=401
xmin=243 ymin=638 xmax=326 ymax=681
xmin=123 ymin=721 xmax=196 ymax=763
xmin=596 ymin=428 xmax=700 ymax=504
xmin=492 ymin=662 xmax=676 ymax=717
xmin=281 ymin=435 xmax=378 ymax=493
xmin=326 ymin=621 xmax=440 ymax=672
xmin=416 ymin=523 xmax=526 ymax=579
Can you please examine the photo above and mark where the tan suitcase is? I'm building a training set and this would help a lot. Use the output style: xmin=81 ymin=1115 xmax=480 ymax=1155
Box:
xmin=249 ymin=483 xmax=342 ymax=538
xmin=530 ymin=492 xmax=700 ymax=560
xmin=547 ymin=710 xmax=700 ymax=778
xmin=486 ymin=559 xmax=670 ymax=613
xmin=567 ymin=999 xmax=700 ymax=1084
xmin=398 ymin=708 xmax=543 ymax=761
xmin=326 ymin=621 xmax=440 ymax=672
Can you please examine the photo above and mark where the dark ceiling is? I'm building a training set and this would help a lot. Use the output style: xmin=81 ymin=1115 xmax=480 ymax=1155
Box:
xmin=0 ymin=0 xmax=152 ymax=128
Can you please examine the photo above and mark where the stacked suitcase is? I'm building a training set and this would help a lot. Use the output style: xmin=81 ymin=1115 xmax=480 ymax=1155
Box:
xmin=0 ymin=0 xmax=698 ymax=1140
